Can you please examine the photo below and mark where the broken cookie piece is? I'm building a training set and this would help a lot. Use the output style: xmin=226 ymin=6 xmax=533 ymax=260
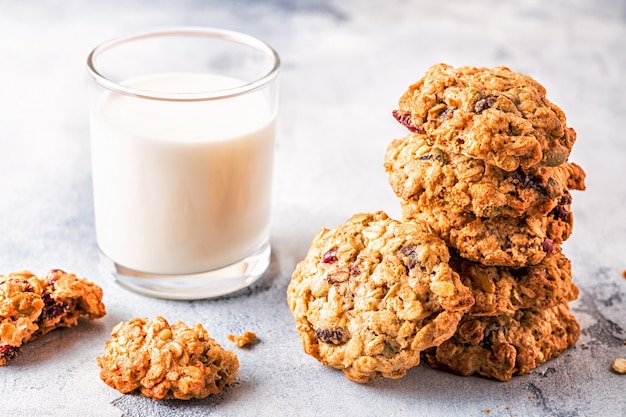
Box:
xmin=0 ymin=269 xmax=106 ymax=365
xmin=97 ymin=316 xmax=239 ymax=400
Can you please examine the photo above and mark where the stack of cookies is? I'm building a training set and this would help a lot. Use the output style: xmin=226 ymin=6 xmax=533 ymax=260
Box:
xmin=384 ymin=63 xmax=586 ymax=381
xmin=287 ymin=63 xmax=585 ymax=384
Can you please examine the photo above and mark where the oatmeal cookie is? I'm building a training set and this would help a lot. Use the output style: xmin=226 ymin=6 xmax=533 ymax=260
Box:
xmin=424 ymin=304 xmax=580 ymax=381
xmin=384 ymin=132 xmax=586 ymax=218
xmin=451 ymin=248 xmax=579 ymax=316
xmin=97 ymin=316 xmax=239 ymax=400
xmin=0 ymin=269 xmax=106 ymax=366
xmin=393 ymin=63 xmax=576 ymax=171
xmin=402 ymin=196 xmax=574 ymax=267
xmin=287 ymin=211 xmax=474 ymax=383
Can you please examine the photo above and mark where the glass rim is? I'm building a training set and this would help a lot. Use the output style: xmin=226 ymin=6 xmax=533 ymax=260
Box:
xmin=86 ymin=26 xmax=281 ymax=102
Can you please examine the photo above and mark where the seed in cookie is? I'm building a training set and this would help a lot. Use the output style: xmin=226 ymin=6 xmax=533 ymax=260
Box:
xmin=97 ymin=316 xmax=239 ymax=400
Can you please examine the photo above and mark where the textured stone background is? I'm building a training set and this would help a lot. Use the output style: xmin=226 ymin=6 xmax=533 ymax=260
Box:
xmin=0 ymin=1 xmax=625 ymax=416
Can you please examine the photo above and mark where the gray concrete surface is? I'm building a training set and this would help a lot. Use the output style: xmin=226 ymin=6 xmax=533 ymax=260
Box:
xmin=0 ymin=1 xmax=625 ymax=416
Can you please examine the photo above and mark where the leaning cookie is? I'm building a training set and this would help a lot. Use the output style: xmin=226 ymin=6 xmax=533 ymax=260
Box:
xmin=97 ymin=316 xmax=239 ymax=400
xmin=384 ymin=132 xmax=586 ymax=219
xmin=402 ymin=197 xmax=574 ymax=267
xmin=451 ymin=248 xmax=579 ymax=316
xmin=287 ymin=211 xmax=474 ymax=383
xmin=424 ymin=304 xmax=580 ymax=381
xmin=0 ymin=269 xmax=106 ymax=366
xmin=393 ymin=63 xmax=576 ymax=171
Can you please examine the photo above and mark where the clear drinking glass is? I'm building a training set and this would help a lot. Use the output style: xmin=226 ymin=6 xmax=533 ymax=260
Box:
xmin=86 ymin=27 xmax=280 ymax=299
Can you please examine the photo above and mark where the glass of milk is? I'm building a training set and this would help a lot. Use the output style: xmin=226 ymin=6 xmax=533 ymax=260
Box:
xmin=86 ymin=27 xmax=279 ymax=299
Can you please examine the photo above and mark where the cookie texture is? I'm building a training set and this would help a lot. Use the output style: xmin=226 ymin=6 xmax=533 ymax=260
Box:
xmin=0 ymin=269 xmax=106 ymax=366
xmin=287 ymin=211 xmax=474 ymax=383
xmin=402 ymin=199 xmax=574 ymax=267
xmin=97 ymin=316 xmax=239 ymax=400
xmin=451 ymin=248 xmax=579 ymax=316
xmin=393 ymin=63 xmax=576 ymax=171
xmin=384 ymin=132 xmax=586 ymax=219
xmin=425 ymin=304 xmax=579 ymax=381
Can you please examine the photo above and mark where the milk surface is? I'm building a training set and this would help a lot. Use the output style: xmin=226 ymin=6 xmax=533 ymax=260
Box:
xmin=90 ymin=73 xmax=275 ymax=274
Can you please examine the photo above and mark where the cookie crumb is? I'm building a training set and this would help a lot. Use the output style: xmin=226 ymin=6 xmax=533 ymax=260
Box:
xmin=483 ymin=409 xmax=490 ymax=414
xmin=612 ymin=358 xmax=626 ymax=374
xmin=227 ymin=331 xmax=258 ymax=348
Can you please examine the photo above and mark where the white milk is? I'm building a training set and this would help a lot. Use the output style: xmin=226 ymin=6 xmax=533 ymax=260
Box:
xmin=90 ymin=73 xmax=275 ymax=275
